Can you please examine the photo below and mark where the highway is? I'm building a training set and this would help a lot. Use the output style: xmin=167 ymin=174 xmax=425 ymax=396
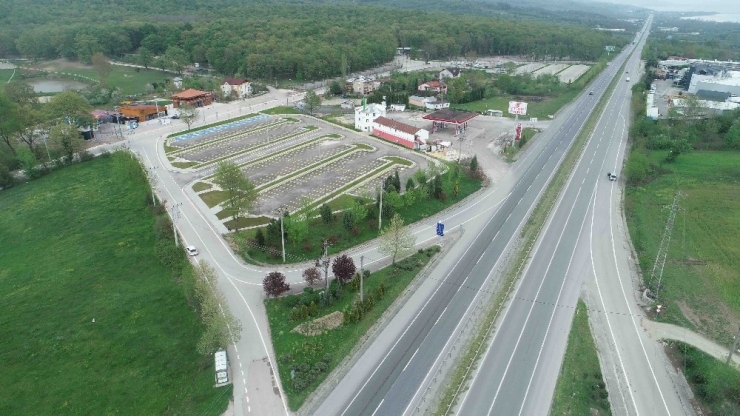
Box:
xmin=312 ymin=20 xmax=651 ymax=416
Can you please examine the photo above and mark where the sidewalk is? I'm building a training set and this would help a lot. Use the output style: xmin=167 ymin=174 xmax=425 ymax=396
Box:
xmin=642 ymin=318 xmax=740 ymax=366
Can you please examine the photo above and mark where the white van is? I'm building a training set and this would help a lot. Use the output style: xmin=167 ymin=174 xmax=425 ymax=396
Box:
xmin=215 ymin=350 xmax=229 ymax=385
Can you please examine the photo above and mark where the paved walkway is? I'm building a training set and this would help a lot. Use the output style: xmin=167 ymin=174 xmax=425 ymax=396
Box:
xmin=642 ymin=318 xmax=740 ymax=366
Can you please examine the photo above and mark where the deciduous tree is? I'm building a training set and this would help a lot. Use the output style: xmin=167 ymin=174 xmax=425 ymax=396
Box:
xmin=320 ymin=203 xmax=333 ymax=224
xmin=332 ymin=254 xmax=356 ymax=284
xmin=194 ymin=261 xmax=242 ymax=355
xmin=91 ymin=52 xmax=112 ymax=87
xmin=378 ymin=213 xmax=416 ymax=264
xmin=213 ymin=161 xmax=257 ymax=231
xmin=263 ymin=271 xmax=290 ymax=297
xmin=178 ymin=103 xmax=199 ymax=130
xmin=49 ymin=123 xmax=84 ymax=161
xmin=303 ymin=267 xmax=322 ymax=287
xmin=304 ymin=90 xmax=321 ymax=115
xmin=137 ymin=46 xmax=153 ymax=69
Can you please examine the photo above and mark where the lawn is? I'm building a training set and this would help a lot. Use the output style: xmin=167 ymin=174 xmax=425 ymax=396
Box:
xmin=234 ymin=166 xmax=482 ymax=264
xmin=625 ymin=150 xmax=740 ymax=345
xmin=0 ymin=68 xmax=15 ymax=83
xmin=456 ymin=90 xmax=578 ymax=120
xmin=262 ymin=106 xmax=303 ymax=115
xmin=550 ymin=301 xmax=612 ymax=416
xmin=265 ymin=246 xmax=441 ymax=410
xmin=0 ymin=154 xmax=230 ymax=415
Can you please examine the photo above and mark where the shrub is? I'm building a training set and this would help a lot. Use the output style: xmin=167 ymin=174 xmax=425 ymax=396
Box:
xmin=263 ymin=271 xmax=290 ymax=298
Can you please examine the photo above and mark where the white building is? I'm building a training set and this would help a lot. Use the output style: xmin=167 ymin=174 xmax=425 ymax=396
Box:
xmin=439 ymin=67 xmax=462 ymax=80
xmin=409 ymin=95 xmax=436 ymax=108
xmin=221 ymin=78 xmax=252 ymax=98
xmin=172 ymin=77 xmax=183 ymax=89
xmin=425 ymin=100 xmax=450 ymax=110
xmin=372 ymin=116 xmax=429 ymax=149
xmin=694 ymin=71 xmax=740 ymax=97
xmin=354 ymin=99 xmax=386 ymax=132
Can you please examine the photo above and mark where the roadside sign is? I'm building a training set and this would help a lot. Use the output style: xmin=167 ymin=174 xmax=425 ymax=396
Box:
xmin=508 ymin=101 xmax=528 ymax=116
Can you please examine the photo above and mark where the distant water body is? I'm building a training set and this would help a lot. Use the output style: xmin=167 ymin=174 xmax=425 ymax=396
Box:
xmin=680 ymin=14 xmax=740 ymax=23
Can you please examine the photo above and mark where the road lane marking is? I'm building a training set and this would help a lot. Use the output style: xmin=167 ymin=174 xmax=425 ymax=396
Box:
xmin=607 ymin=113 xmax=671 ymax=414
xmin=403 ymin=349 xmax=420 ymax=373
xmin=371 ymin=399 xmax=385 ymax=416
xmin=487 ymin=184 xmax=586 ymax=415
xmin=340 ymin=196 xmax=512 ymax=416
xmin=517 ymin=188 xmax=595 ymax=415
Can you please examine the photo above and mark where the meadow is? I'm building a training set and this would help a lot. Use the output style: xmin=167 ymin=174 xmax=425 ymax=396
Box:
xmin=0 ymin=153 xmax=230 ymax=415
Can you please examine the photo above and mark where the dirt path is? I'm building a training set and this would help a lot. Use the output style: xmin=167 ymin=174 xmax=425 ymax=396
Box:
xmin=642 ymin=318 xmax=740 ymax=366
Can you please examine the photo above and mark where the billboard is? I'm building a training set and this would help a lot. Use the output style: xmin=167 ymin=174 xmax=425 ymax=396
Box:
xmin=508 ymin=101 xmax=528 ymax=116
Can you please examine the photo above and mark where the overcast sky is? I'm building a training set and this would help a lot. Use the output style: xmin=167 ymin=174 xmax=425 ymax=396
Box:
xmin=593 ymin=0 xmax=740 ymax=13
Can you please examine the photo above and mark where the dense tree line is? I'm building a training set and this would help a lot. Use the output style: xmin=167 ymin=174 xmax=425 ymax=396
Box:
xmin=0 ymin=1 xmax=629 ymax=80
xmin=643 ymin=16 xmax=740 ymax=62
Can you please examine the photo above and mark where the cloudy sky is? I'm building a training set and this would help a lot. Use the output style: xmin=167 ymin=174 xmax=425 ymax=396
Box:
xmin=593 ymin=0 xmax=740 ymax=13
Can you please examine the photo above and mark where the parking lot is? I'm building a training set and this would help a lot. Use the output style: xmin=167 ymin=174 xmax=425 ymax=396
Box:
xmin=176 ymin=115 xmax=430 ymax=221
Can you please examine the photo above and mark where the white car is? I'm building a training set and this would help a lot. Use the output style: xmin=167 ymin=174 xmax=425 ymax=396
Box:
xmin=186 ymin=246 xmax=199 ymax=256
xmin=607 ymin=172 xmax=617 ymax=181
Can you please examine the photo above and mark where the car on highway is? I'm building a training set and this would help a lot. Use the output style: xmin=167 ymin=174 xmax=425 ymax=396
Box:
xmin=186 ymin=245 xmax=199 ymax=256
xmin=589 ymin=91 xmax=594 ymax=95
xmin=607 ymin=172 xmax=617 ymax=181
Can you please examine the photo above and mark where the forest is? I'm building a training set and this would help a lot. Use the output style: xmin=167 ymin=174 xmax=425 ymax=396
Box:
xmin=0 ymin=0 xmax=632 ymax=80
xmin=643 ymin=15 xmax=740 ymax=62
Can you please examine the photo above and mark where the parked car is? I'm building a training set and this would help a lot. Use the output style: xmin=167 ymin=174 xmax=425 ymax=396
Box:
xmin=186 ymin=245 xmax=199 ymax=256
xmin=171 ymin=114 xmax=180 ymax=119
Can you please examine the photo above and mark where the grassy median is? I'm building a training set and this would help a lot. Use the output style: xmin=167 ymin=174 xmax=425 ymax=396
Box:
xmin=550 ymin=301 xmax=611 ymax=415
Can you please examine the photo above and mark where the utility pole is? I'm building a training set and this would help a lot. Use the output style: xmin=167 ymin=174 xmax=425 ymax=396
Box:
xmin=279 ymin=208 xmax=286 ymax=263
xmin=727 ymin=326 xmax=740 ymax=365
xmin=378 ymin=182 xmax=384 ymax=232
xmin=648 ymin=191 xmax=682 ymax=299
xmin=322 ymin=240 xmax=331 ymax=291
xmin=149 ymin=166 xmax=158 ymax=206
xmin=171 ymin=202 xmax=182 ymax=247
xmin=360 ymin=255 xmax=364 ymax=302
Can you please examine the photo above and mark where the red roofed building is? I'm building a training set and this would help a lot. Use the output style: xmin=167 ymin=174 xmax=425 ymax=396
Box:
xmin=221 ymin=78 xmax=252 ymax=98
xmin=418 ymin=80 xmax=447 ymax=94
xmin=171 ymin=88 xmax=213 ymax=108
xmin=372 ymin=116 xmax=429 ymax=149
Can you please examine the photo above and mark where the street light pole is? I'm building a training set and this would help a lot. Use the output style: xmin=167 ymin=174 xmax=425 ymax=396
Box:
xmin=360 ymin=255 xmax=364 ymax=302
xmin=279 ymin=208 xmax=286 ymax=263
xmin=171 ymin=202 xmax=182 ymax=247
xmin=378 ymin=181 xmax=384 ymax=232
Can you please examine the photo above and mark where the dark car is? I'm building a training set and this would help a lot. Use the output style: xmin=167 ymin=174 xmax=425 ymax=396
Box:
xmin=171 ymin=114 xmax=180 ymax=119
xmin=589 ymin=91 xmax=594 ymax=95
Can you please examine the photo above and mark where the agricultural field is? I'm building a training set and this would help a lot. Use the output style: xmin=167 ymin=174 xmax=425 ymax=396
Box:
xmin=625 ymin=150 xmax=740 ymax=346
xmin=0 ymin=153 xmax=230 ymax=415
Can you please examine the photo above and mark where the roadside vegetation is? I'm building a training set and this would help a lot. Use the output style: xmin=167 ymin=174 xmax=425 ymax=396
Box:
xmin=232 ymin=161 xmax=482 ymax=264
xmin=264 ymin=246 xmax=441 ymax=410
xmin=0 ymin=151 xmax=231 ymax=415
xmin=665 ymin=341 xmax=740 ymax=415
xmin=624 ymin=72 xmax=740 ymax=346
xmin=550 ymin=301 xmax=611 ymax=416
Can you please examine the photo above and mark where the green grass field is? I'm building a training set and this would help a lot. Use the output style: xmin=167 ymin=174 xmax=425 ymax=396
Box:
xmin=0 ymin=68 xmax=15 ymax=83
xmin=625 ymin=150 xmax=740 ymax=345
xmin=0 ymin=154 xmax=230 ymax=415
xmin=550 ymin=301 xmax=612 ymax=416
xmin=456 ymin=90 xmax=578 ymax=120
xmin=265 ymin=247 xmax=439 ymax=410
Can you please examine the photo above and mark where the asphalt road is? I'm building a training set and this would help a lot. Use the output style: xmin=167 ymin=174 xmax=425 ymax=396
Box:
xmin=313 ymin=23 xmax=647 ymax=416
xmin=455 ymin=16 xmax=692 ymax=416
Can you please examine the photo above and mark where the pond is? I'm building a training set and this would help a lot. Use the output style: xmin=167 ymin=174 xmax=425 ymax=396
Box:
xmin=28 ymin=79 xmax=89 ymax=93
